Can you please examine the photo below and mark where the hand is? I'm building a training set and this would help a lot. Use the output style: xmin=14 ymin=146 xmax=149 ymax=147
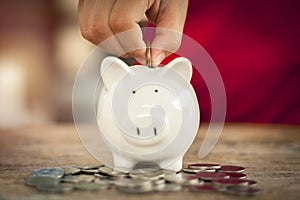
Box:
xmin=78 ymin=0 xmax=188 ymax=65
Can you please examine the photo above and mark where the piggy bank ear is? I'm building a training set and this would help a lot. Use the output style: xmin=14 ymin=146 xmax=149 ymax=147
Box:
xmin=101 ymin=56 xmax=131 ymax=89
xmin=165 ymin=57 xmax=192 ymax=82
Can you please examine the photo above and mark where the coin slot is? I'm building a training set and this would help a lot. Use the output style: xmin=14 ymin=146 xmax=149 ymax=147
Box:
xmin=154 ymin=127 xmax=157 ymax=136
xmin=137 ymin=128 xmax=140 ymax=135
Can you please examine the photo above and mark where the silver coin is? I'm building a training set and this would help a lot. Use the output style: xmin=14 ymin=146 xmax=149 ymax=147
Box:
xmin=63 ymin=167 xmax=81 ymax=176
xmin=115 ymin=178 xmax=151 ymax=188
xmin=151 ymin=177 xmax=166 ymax=191
xmin=75 ymin=181 xmax=103 ymax=190
xmin=60 ymin=182 xmax=75 ymax=191
xmin=36 ymin=183 xmax=74 ymax=192
xmin=94 ymin=172 xmax=119 ymax=180
xmin=98 ymin=166 xmax=125 ymax=177
xmin=98 ymin=166 xmax=114 ymax=176
xmin=94 ymin=178 xmax=113 ymax=188
xmin=62 ymin=174 xmax=95 ymax=183
xmin=153 ymin=182 xmax=166 ymax=190
xmin=31 ymin=167 xmax=64 ymax=178
xmin=152 ymin=178 xmax=166 ymax=186
xmin=188 ymin=163 xmax=221 ymax=170
xmin=25 ymin=176 xmax=60 ymax=187
xmin=164 ymin=173 xmax=185 ymax=184
xmin=156 ymin=183 xmax=182 ymax=192
xmin=130 ymin=168 xmax=164 ymax=180
xmin=77 ymin=164 xmax=104 ymax=170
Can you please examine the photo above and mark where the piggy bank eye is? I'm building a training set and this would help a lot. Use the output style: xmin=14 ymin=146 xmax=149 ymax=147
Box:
xmin=155 ymin=89 xmax=158 ymax=93
xmin=132 ymin=90 xmax=136 ymax=94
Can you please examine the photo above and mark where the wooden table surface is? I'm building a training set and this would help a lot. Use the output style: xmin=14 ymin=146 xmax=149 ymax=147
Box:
xmin=0 ymin=123 xmax=299 ymax=200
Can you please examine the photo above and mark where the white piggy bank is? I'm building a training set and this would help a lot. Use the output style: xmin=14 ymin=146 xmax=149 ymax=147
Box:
xmin=97 ymin=56 xmax=199 ymax=172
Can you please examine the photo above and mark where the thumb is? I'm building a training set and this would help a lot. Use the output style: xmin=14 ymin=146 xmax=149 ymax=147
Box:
xmin=151 ymin=28 xmax=183 ymax=65
xmin=149 ymin=0 xmax=188 ymax=65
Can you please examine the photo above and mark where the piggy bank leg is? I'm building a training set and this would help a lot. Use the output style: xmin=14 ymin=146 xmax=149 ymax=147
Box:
xmin=112 ymin=153 xmax=135 ymax=170
xmin=163 ymin=157 xmax=183 ymax=172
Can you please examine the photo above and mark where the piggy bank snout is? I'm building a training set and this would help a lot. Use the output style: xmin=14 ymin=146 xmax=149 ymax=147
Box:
xmin=130 ymin=105 xmax=166 ymax=138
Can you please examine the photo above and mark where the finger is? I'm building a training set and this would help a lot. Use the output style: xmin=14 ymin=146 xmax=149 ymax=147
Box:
xmin=151 ymin=28 xmax=183 ymax=65
xmin=91 ymin=0 xmax=127 ymax=56
xmin=78 ymin=0 xmax=99 ymax=44
xmin=109 ymin=0 xmax=153 ymax=63
xmin=148 ymin=0 xmax=188 ymax=65
xmin=79 ymin=0 xmax=128 ymax=56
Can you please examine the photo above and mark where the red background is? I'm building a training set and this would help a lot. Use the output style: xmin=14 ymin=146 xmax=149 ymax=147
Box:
xmin=165 ymin=0 xmax=300 ymax=124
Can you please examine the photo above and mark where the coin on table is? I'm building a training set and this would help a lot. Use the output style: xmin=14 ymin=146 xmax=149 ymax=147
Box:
xmin=62 ymin=174 xmax=95 ymax=183
xmin=59 ymin=182 xmax=75 ymax=191
xmin=219 ymin=165 xmax=245 ymax=173
xmin=77 ymin=164 xmax=104 ymax=170
xmin=63 ymin=167 xmax=81 ymax=176
xmin=36 ymin=185 xmax=63 ymax=192
xmin=98 ymin=166 xmax=124 ymax=177
xmin=115 ymin=178 xmax=151 ymax=188
xmin=156 ymin=183 xmax=182 ymax=192
xmin=130 ymin=168 xmax=164 ymax=180
xmin=81 ymin=169 xmax=99 ymax=174
xmin=212 ymin=178 xmax=249 ymax=187
xmin=164 ymin=173 xmax=186 ymax=184
xmin=152 ymin=178 xmax=166 ymax=190
xmin=182 ymin=168 xmax=215 ymax=174
xmin=25 ymin=176 xmax=60 ymax=187
xmin=31 ymin=167 xmax=64 ymax=178
xmin=152 ymin=178 xmax=165 ymax=185
xmin=94 ymin=178 xmax=112 ymax=189
xmin=196 ymin=172 xmax=230 ymax=181
xmin=75 ymin=181 xmax=103 ymax=190
xmin=36 ymin=182 xmax=74 ymax=192
xmin=94 ymin=172 xmax=115 ymax=180
xmin=188 ymin=163 xmax=221 ymax=170
xmin=224 ymin=172 xmax=246 ymax=179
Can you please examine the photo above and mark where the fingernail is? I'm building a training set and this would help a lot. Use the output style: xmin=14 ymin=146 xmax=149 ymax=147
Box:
xmin=154 ymin=54 xmax=165 ymax=66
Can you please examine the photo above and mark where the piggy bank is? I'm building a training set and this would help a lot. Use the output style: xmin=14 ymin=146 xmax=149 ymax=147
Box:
xmin=97 ymin=56 xmax=199 ymax=172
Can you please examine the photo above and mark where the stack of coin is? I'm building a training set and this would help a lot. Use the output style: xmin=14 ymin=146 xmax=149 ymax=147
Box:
xmin=184 ymin=163 xmax=260 ymax=195
xmin=25 ymin=163 xmax=261 ymax=196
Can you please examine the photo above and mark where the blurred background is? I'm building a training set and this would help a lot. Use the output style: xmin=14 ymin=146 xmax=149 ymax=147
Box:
xmin=0 ymin=0 xmax=299 ymax=128
xmin=0 ymin=0 xmax=93 ymax=127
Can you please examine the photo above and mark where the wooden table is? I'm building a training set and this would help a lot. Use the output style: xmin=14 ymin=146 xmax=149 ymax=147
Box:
xmin=0 ymin=123 xmax=299 ymax=200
